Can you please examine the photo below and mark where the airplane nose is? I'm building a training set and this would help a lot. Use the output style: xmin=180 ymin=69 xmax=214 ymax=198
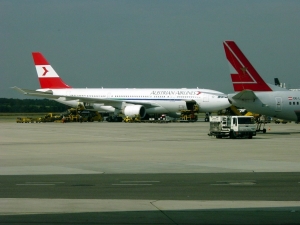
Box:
xmin=223 ymin=97 xmax=232 ymax=108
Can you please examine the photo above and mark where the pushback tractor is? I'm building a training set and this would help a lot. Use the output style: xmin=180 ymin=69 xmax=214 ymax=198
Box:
xmin=208 ymin=116 xmax=256 ymax=139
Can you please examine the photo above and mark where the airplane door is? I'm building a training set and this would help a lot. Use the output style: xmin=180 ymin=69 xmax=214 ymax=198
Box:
xmin=275 ymin=97 xmax=282 ymax=112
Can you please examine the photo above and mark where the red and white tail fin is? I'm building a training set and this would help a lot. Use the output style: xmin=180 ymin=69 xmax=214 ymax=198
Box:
xmin=32 ymin=52 xmax=72 ymax=89
xmin=223 ymin=41 xmax=272 ymax=92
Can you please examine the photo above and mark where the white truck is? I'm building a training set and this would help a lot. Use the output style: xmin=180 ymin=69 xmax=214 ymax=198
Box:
xmin=208 ymin=116 xmax=256 ymax=139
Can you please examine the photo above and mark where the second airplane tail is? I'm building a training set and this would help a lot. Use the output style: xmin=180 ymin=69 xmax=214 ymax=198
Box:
xmin=32 ymin=52 xmax=72 ymax=89
xmin=223 ymin=41 xmax=272 ymax=92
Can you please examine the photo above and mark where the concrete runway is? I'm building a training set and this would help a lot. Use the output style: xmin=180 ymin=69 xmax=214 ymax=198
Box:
xmin=1 ymin=121 xmax=300 ymax=224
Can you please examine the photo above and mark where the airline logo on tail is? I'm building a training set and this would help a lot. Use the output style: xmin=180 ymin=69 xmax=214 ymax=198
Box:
xmin=32 ymin=52 xmax=72 ymax=89
xmin=223 ymin=41 xmax=272 ymax=92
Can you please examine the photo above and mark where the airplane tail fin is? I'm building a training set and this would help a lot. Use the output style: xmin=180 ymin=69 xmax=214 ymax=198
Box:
xmin=274 ymin=78 xmax=281 ymax=86
xmin=223 ymin=41 xmax=272 ymax=92
xmin=32 ymin=52 xmax=72 ymax=89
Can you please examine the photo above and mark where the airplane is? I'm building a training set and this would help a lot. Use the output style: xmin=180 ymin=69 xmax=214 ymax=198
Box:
xmin=223 ymin=40 xmax=300 ymax=123
xmin=274 ymin=78 xmax=282 ymax=87
xmin=13 ymin=52 xmax=231 ymax=121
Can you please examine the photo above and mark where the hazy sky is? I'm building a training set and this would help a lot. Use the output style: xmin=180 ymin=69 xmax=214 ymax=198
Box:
xmin=1 ymin=0 xmax=300 ymax=98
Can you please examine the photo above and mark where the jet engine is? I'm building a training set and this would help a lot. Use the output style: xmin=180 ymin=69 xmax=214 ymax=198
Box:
xmin=123 ymin=105 xmax=146 ymax=118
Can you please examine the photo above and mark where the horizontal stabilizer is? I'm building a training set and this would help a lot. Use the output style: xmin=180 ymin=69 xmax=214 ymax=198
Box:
xmin=231 ymin=90 xmax=257 ymax=101
xmin=12 ymin=87 xmax=55 ymax=97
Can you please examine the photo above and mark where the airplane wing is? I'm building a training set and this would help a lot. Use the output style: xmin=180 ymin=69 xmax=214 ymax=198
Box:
xmin=231 ymin=89 xmax=257 ymax=101
xmin=12 ymin=87 xmax=159 ymax=109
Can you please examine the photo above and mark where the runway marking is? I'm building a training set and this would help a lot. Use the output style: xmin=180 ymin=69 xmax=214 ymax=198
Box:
xmin=17 ymin=184 xmax=55 ymax=186
xmin=25 ymin=182 xmax=65 ymax=184
xmin=16 ymin=182 xmax=65 ymax=186
xmin=112 ymin=184 xmax=153 ymax=186
xmin=211 ymin=180 xmax=256 ymax=186
xmin=120 ymin=181 xmax=160 ymax=183
xmin=112 ymin=181 xmax=159 ymax=186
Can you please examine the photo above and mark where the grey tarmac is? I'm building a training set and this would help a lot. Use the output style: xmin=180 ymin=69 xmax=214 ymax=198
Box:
xmin=1 ymin=121 xmax=300 ymax=224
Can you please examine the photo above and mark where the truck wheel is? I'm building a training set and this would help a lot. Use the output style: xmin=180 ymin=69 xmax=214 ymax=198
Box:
xmin=216 ymin=135 xmax=222 ymax=139
xmin=263 ymin=128 xmax=266 ymax=133
xmin=248 ymin=135 xmax=253 ymax=139
xmin=230 ymin=132 xmax=236 ymax=139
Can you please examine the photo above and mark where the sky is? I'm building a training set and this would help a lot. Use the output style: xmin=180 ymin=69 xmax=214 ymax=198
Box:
xmin=1 ymin=0 xmax=300 ymax=99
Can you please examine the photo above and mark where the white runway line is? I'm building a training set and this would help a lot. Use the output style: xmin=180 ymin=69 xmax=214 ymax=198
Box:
xmin=16 ymin=184 xmax=55 ymax=186
xmin=112 ymin=184 xmax=153 ymax=186
xmin=16 ymin=182 xmax=65 ymax=186
xmin=120 ymin=181 xmax=160 ymax=183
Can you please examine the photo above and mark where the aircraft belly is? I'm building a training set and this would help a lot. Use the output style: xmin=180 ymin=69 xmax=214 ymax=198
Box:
xmin=146 ymin=101 xmax=186 ymax=114
xmin=146 ymin=107 xmax=168 ymax=114
xmin=198 ymin=99 xmax=230 ymax=112
xmin=55 ymin=99 xmax=78 ymax=108
xmin=94 ymin=105 xmax=115 ymax=113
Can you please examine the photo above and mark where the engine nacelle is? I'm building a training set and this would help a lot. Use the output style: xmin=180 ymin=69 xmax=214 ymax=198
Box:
xmin=123 ymin=105 xmax=146 ymax=118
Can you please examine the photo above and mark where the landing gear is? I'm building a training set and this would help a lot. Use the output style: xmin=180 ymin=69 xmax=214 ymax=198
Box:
xmin=205 ymin=112 xmax=211 ymax=122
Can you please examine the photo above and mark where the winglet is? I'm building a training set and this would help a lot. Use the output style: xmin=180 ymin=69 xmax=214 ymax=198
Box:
xmin=32 ymin=52 xmax=72 ymax=89
xmin=223 ymin=41 xmax=272 ymax=92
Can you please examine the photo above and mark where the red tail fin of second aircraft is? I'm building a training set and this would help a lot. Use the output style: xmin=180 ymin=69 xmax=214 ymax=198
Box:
xmin=223 ymin=41 xmax=272 ymax=92
xmin=32 ymin=52 xmax=72 ymax=89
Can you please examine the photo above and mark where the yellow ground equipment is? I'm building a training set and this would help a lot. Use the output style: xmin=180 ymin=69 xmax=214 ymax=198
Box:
xmin=37 ymin=113 xmax=62 ymax=123
xmin=79 ymin=110 xmax=103 ymax=122
xmin=16 ymin=106 xmax=103 ymax=123
xmin=16 ymin=117 xmax=34 ymax=123
xmin=275 ymin=119 xmax=288 ymax=124
xmin=179 ymin=104 xmax=199 ymax=121
xmin=123 ymin=115 xmax=141 ymax=123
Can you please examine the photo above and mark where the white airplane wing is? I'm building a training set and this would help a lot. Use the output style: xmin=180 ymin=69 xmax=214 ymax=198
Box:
xmin=231 ymin=89 xmax=257 ymax=101
xmin=12 ymin=87 xmax=159 ymax=109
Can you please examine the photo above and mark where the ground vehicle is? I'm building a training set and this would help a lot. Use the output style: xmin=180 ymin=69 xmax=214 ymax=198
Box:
xmin=37 ymin=113 xmax=62 ymax=122
xmin=208 ymin=116 xmax=256 ymax=139
xmin=79 ymin=110 xmax=102 ymax=122
xmin=16 ymin=117 xmax=34 ymax=123
xmin=274 ymin=119 xmax=288 ymax=124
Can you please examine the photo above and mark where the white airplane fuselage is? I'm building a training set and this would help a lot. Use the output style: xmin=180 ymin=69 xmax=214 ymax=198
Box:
xmin=47 ymin=88 xmax=230 ymax=117
xmin=229 ymin=91 xmax=300 ymax=122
